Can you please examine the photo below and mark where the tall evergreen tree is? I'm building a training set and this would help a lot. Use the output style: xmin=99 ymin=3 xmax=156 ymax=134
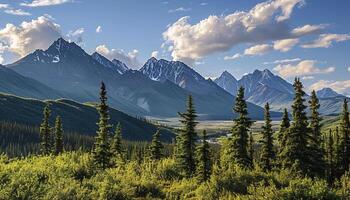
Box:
xmin=327 ymin=129 xmax=335 ymax=185
xmin=53 ymin=116 xmax=63 ymax=155
xmin=40 ymin=104 xmax=52 ymax=155
xmin=337 ymin=99 xmax=350 ymax=176
xmin=308 ymin=90 xmax=326 ymax=177
xmin=259 ymin=103 xmax=275 ymax=171
xmin=228 ymin=86 xmax=253 ymax=168
xmin=248 ymin=132 xmax=254 ymax=168
xmin=195 ymin=130 xmax=211 ymax=182
xmin=148 ymin=130 xmax=164 ymax=160
xmin=176 ymin=95 xmax=198 ymax=177
xmin=280 ymin=78 xmax=310 ymax=175
xmin=92 ymin=82 xmax=112 ymax=169
xmin=111 ymin=123 xmax=124 ymax=160
xmin=278 ymin=109 xmax=290 ymax=150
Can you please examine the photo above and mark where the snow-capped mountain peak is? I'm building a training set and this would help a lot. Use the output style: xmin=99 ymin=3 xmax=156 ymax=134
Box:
xmin=91 ymin=52 xmax=129 ymax=74
xmin=213 ymin=71 xmax=238 ymax=95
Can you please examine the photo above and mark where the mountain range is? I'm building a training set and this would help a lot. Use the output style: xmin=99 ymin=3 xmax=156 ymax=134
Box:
xmin=214 ymin=70 xmax=349 ymax=115
xmin=4 ymin=38 xmax=272 ymax=120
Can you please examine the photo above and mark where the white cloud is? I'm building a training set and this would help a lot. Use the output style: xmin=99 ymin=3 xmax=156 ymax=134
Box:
xmin=4 ymin=9 xmax=31 ymax=16
xmin=291 ymin=24 xmax=326 ymax=37
xmin=96 ymin=26 xmax=102 ymax=33
xmin=168 ymin=7 xmax=191 ymax=13
xmin=0 ymin=4 xmax=9 ymax=9
xmin=310 ymin=80 xmax=350 ymax=96
xmin=163 ymin=0 xmax=319 ymax=65
xmin=20 ymin=0 xmax=72 ymax=7
xmin=244 ymin=44 xmax=272 ymax=55
xmin=151 ymin=51 xmax=158 ymax=58
xmin=0 ymin=55 xmax=3 ymax=64
xmin=0 ymin=16 xmax=61 ymax=57
xmin=273 ymin=38 xmax=299 ymax=52
xmin=66 ymin=28 xmax=84 ymax=44
xmin=96 ymin=44 xmax=141 ymax=69
xmin=302 ymin=34 xmax=350 ymax=48
xmin=273 ymin=60 xmax=335 ymax=78
xmin=224 ymin=53 xmax=242 ymax=60
xmin=200 ymin=3 xmax=208 ymax=6
xmin=348 ymin=66 xmax=350 ymax=72
xmin=263 ymin=58 xmax=301 ymax=65
xmin=301 ymin=76 xmax=314 ymax=80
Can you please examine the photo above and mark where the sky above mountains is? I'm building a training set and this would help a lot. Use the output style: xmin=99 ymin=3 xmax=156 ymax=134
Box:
xmin=0 ymin=0 xmax=349 ymax=94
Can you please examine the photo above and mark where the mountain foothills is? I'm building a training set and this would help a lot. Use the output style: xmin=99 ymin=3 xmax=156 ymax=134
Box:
xmin=214 ymin=69 xmax=350 ymax=115
xmin=5 ymin=38 xmax=270 ymax=119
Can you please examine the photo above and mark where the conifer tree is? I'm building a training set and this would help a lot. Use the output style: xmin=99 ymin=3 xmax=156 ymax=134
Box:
xmin=40 ymin=104 xmax=52 ymax=155
xmin=53 ymin=116 xmax=63 ymax=155
xmin=148 ymin=130 xmax=164 ymax=160
xmin=259 ymin=103 xmax=275 ymax=171
xmin=92 ymin=82 xmax=112 ymax=169
xmin=334 ymin=126 xmax=342 ymax=177
xmin=280 ymin=78 xmax=310 ymax=174
xmin=308 ymin=90 xmax=326 ymax=177
xmin=248 ymin=132 xmax=254 ymax=168
xmin=278 ymin=109 xmax=290 ymax=150
xmin=176 ymin=95 xmax=198 ymax=177
xmin=337 ymin=99 xmax=350 ymax=176
xmin=195 ymin=130 xmax=211 ymax=182
xmin=327 ymin=129 xmax=335 ymax=185
xmin=111 ymin=123 xmax=124 ymax=161
xmin=229 ymin=86 xmax=253 ymax=168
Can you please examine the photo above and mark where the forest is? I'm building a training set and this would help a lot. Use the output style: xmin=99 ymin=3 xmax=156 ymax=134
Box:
xmin=1 ymin=78 xmax=350 ymax=200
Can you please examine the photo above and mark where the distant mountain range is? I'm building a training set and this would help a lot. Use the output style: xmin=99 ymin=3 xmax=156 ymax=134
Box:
xmin=214 ymin=70 xmax=349 ymax=115
xmin=3 ymin=38 xmax=273 ymax=120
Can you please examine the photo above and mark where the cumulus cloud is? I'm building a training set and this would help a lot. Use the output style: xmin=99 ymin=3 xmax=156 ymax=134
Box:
xmin=263 ymin=58 xmax=301 ymax=65
xmin=4 ymin=9 xmax=31 ymax=16
xmin=21 ymin=0 xmax=72 ymax=7
xmin=0 ymin=55 xmax=3 ymax=64
xmin=66 ymin=28 xmax=84 ymax=44
xmin=168 ymin=7 xmax=191 ymax=13
xmin=273 ymin=38 xmax=299 ymax=52
xmin=273 ymin=60 xmax=335 ymax=78
xmin=291 ymin=24 xmax=326 ymax=37
xmin=96 ymin=26 xmax=102 ymax=33
xmin=151 ymin=51 xmax=158 ymax=58
xmin=301 ymin=76 xmax=314 ymax=80
xmin=0 ymin=4 xmax=9 ymax=9
xmin=301 ymin=34 xmax=350 ymax=48
xmin=244 ymin=44 xmax=272 ymax=55
xmin=162 ymin=0 xmax=324 ymax=64
xmin=0 ymin=15 xmax=61 ymax=57
xmin=96 ymin=45 xmax=141 ymax=69
xmin=224 ymin=53 xmax=242 ymax=60
xmin=310 ymin=80 xmax=350 ymax=96
xmin=348 ymin=66 xmax=350 ymax=72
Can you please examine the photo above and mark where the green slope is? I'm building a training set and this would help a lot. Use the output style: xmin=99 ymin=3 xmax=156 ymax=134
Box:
xmin=0 ymin=93 xmax=174 ymax=141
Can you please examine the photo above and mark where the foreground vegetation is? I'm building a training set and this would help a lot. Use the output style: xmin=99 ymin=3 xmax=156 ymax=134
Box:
xmin=1 ymin=79 xmax=350 ymax=199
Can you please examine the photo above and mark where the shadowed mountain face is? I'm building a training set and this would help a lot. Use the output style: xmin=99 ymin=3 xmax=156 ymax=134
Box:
xmin=214 ymin=69 xmax=349 ymax=115
xmin=6 ymin=38 xmax=270 ymax=119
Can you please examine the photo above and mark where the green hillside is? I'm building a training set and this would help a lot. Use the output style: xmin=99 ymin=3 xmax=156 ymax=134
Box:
xmin=0 ymin=93 xmax=175 ymax=141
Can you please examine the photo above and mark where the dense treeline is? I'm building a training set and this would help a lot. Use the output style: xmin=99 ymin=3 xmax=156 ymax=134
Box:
xmin=1 ymin=79 xmax=350 ymax=199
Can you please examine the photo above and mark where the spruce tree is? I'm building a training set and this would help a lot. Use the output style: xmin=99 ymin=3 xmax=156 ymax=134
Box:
xmin=195 ymin=130 xmax=211 ymax=182
xmin=248 ymin=132 xmax=254 ymax=168
xmin=278 ymin=109 xmax=290 ymax=150
xmin=337 ymin=99 xmax=350 ymax=176
xmin=111 ymin=123 xmax=124 ymax=161
xmin=308 ymin=90 xmax=326 ymax=177
xmin=229 ymin=86 xmax=253 ymax=168
xmin=40 ymin=104 xmax=52 ymax=155
xmin=92 ymin=82 xmax=112 ymax=169
xmin=53 ymin=116 xmax=63 ymax=155
xmin=148 ymin=130 xmax=164 ymax=160
xmin=176 ymin=95 xmax=198 ymax=177
xmin=259 ymin=103 xmax=275 ymax=171
xmin=280 ymin=78 xmax=310 ymax=174
xmin=327 ymin=129 xmax=335 ymax=185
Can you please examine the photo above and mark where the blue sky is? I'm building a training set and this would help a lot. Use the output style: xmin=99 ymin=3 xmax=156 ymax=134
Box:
xmin=0 ymin=0 xmax=350 ymax=95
